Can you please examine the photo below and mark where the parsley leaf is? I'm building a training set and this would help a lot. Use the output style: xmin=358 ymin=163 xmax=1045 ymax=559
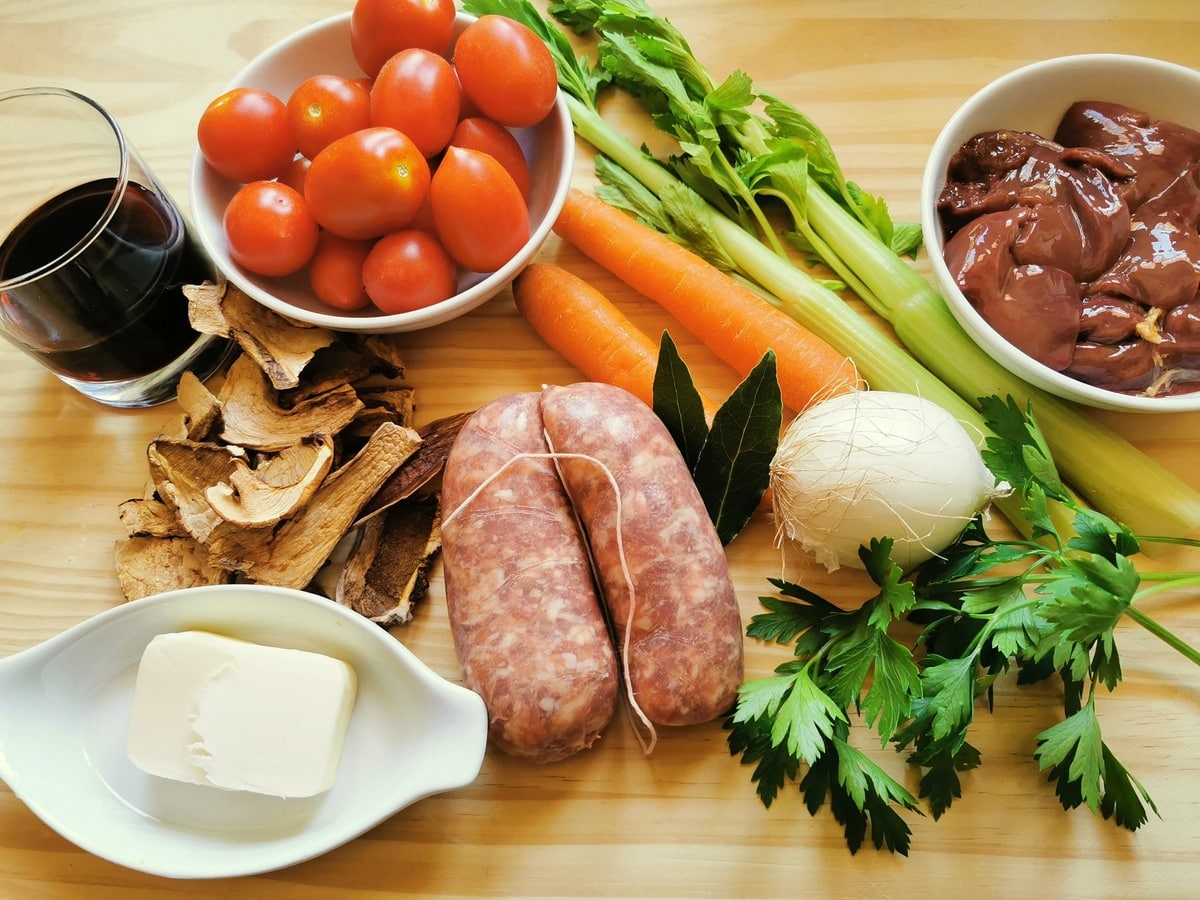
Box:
xmin=1035 ymin=698 xmax=1158 ymax=828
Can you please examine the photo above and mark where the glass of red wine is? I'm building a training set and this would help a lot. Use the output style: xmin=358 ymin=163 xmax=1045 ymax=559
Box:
xmin=0 ymin=87 xmax=231 ymax=407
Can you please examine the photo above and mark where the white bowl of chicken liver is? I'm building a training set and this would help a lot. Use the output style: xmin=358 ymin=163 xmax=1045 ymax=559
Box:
xmin=921 ymin=54 xmax=1200 ymax=413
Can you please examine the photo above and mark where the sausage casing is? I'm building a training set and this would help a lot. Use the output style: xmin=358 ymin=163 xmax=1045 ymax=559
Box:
xmin=440 ymin=391 xmax=618 ymax=763
xmin=540 ymin=382 xmax=744 ymax=726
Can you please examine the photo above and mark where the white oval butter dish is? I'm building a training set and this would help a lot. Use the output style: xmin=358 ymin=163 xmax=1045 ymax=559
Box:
xmin=0 ymin=584 xmax=487 ymax=879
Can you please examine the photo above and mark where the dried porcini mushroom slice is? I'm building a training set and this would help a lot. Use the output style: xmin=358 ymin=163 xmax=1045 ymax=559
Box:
xmin=185 ymin=281 xmax=336 ymax=390
xmin=229 ymin=422 xmax=422 ymax=590
xmin=115 ymin=535 xmax=234 ymax=601
xmin=353 ymin=373 xmax=416 ymax=419
xmin=356 ymin=410 xmax=471 ymax=525
xmin=205 ymin=434 xmax=336 ymax=529
xmin=218 ymin=354 xmax=363 ymax=451
xmin=344 ymin=378 xmax=417 ymax=445
xmin=335 ymin=494 xmax=441 ymax=626
xmin=148 ymin=438 xmax=247 ymax=544
xmin=349 ymin=333 xmax=407 ymax=375
xmin=284 ymin=346 xmax=377 ymax=406
xmin=118 ymin=497 xmax=187 ymax=539
xmin=176 ymin=370 xmax=223 ymax=441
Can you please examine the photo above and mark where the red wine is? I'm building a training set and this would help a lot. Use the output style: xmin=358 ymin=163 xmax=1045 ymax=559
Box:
xmin=0 ymin=177 xmax=215 ymax=383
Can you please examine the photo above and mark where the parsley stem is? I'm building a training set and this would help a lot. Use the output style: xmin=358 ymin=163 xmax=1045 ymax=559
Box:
xmin=1125 ymin=602 xmax=1200 ymax=667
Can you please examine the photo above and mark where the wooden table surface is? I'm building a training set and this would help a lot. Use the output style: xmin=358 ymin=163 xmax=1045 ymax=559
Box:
xmin=3 ymin=0 xmax=1200 ymax=896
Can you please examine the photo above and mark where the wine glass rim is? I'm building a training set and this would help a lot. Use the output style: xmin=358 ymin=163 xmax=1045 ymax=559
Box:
xmin=0 ymin=86 xmax=129 ymax=290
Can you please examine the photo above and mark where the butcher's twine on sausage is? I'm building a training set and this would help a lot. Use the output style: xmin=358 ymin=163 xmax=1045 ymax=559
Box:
xmin=443 ymin=448 xmax=659 ymax=754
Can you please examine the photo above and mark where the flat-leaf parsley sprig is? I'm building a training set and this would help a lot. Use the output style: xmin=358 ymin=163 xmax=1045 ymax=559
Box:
xmin=727 ymin=395 xmax=1200 ymax=855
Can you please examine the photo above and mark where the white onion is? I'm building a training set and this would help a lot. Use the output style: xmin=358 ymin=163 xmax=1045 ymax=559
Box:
xmin=770 ymin=391 xmax=1008 ymax=572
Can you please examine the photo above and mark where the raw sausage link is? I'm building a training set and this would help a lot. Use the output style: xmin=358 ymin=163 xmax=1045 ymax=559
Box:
xmin=540 ymin=382 xmax=744 ymax=726
xmin=440 ymin=392 xmax=618 ymax=763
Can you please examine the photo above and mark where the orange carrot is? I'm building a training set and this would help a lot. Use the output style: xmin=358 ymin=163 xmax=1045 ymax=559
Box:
xmin=553 ymin=188 xmax=861 ymax=411
xmin=513 ymin=262 xmax=658 ymax=402
xmin=513 ymin=262 xmax=719 ymax=420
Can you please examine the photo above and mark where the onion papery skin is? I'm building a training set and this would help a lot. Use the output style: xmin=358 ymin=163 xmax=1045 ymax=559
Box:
xmin=770 ymin=391 xmax=1003 ymax=572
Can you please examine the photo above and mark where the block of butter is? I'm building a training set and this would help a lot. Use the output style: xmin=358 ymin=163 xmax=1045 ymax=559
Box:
xmin=126 ymin=631 xmax=358 ymax=798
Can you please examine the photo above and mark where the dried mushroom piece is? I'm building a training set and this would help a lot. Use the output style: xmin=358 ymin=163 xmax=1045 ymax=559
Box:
xmin=148 ymin=438 xmax=247 ymax=544
xmin=219 ymin=354 xmax=363 ymax=451
xmin=205 ymin=434 xmax=336 ymax=528
xmin=229 ymin=421 xmax=422 ymax=589
xmin=115 ymin=535 xmax=234 ymax=601
xmin=353 ymin=373 xmax=416 ymax=419
xmin=117 ymin=498 xmax=187 ymax=539
xmin=185 ymin=281 xmax=336 ymax=390
xmin=285 ymin=346 xmax=378 ymax=404
xmin=349 ymin=333 xmax=407 ymax=375
xmin=344 ymin=376 xmax=416 ymax=444
xmin=176 ymin=370 xmax=223 ymax=441
xmin=356 ymin=410 xmax=471 ymax=525
xmin=334 ymin=494 xmax=441 ymax=626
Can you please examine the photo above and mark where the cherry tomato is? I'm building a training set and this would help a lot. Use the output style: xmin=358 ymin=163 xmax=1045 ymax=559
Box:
xmin=223 ymin=181 xmax=319 ymax=277
xmin=287 ymin=74 xmax=371 ymax=160
xmin=305 ymin=127 xmax=431 ymax=240
xmin=448 ymin=117 xmax=530 ymax=199
xmin=197 ymin=87 xmax=296 ymax=183
xmin=308 ymin=231 xmax=373 ymax=310
xmin=452 ymin=15 xmax=557 ymax=128
xmin=370 ymin=48 xmax=460 ymax=158
xmin=430 ymin=146 xmax=529 ymax=272
xmin=278 ymin=156 xmax=311 ymax=194
xmin=407 ymin=190 xmax=437 ymax=233
xmin=362 ymin=230 xmax=458 ymax=313
xmin=350 ymin=0 xmax=457 ymax=78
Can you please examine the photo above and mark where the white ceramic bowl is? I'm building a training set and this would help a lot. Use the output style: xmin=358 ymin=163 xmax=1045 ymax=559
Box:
xmin=921 ymin=53 xmax=1200 ymax=413
xmin=190 ymin=12 xmax=574 ymax=333
xmin=0 ymin=584 xmax=487 ymax=879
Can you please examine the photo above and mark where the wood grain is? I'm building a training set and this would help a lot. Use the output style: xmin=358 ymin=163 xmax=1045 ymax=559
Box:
xmin=2 ymin=1 xmax=1200 ymax=896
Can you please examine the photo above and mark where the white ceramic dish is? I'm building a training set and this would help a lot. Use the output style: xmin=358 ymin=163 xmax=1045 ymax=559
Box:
xmin=189 ymin=12 xmax=574 ymax=333
xmin=921 ymin=53 xmax=1200 ymax=413
xmin=0 ymin=584 xmax=487 ymax=879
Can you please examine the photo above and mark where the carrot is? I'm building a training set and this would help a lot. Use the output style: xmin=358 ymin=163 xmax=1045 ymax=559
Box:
xmin=553 ymin=188 xmax=862 ymax=411
xmin=513 ymin=262 xmax=719 ymax=420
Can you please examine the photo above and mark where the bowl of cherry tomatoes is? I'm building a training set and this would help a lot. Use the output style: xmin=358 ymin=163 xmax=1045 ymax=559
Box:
xmin=189 ymin=3 xmax=574 ymax=333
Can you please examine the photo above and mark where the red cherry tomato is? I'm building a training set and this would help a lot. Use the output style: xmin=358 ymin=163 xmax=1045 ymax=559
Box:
xmin=308 ymin=231 xmax=373 ymax=311
xmin=222 ymin=181 xmax=319 ymax=277
xmin=287 ymin=74 xmax=372 ymax=160
xmin=350 ymin=0 xmax=457 ymax=78
xmin=197 ymin=87 xmax=296 ymax=183
xmin=305 ymin=127 xmax=431 ymax=240
xmin=407 ymin=190 xmax=437 ymax=233
xmin=430 ymin=146 xmax=529 ymax=272
xmin=452 ymin=15 xmax=558 ymax=128
xmin=362 ymin=230 xmax=458 ymax=313
xmin=448 ymin=117 xmax=530 ymax=199
xmin=370 ymin=48 xmax=460 ymax=158
xmin=278 ymin=156 xmax=311 ymax=194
